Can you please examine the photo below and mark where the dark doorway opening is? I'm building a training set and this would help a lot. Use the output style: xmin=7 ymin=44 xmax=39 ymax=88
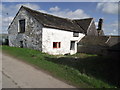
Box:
xmin=20 ymin=41 xmax=23 ymax=48
xmin=70 ymin=41 xmax=75 ymax=50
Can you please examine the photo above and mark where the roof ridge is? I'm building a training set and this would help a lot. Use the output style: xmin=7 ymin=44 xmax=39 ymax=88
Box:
xmin=22 ymin=6 xmax=85 ymax=32
xmin=73 ymin=18 xmax=93 ymax=21
xmin=22 ymin=5 xmax=72 ymax=21
xmin=20 ymin=5 xmax=92 ymax=33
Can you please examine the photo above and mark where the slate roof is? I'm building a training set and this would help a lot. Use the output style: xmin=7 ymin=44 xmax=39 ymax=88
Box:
xmin=78 ymin=36 xmax=120 ymax=48
xmin=106 ymin=36 xmax=120 ymax=46
xmin=74 ymin=18 xmax=93 ymax=33
xmin=78 ymin=36 xmax=109 ymax=47
xmin=22 ymin=6 xmax=93 ymax=34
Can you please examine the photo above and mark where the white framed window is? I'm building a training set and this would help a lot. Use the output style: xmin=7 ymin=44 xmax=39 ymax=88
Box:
xmin=73 ymin=32 xmax=79 ymax=37
xmin=53 ymin=42 xmax=61 ymax=48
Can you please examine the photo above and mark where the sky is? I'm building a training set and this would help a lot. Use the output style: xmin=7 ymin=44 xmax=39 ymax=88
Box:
xmin=0 ymin=2 xmax=119 ymax=35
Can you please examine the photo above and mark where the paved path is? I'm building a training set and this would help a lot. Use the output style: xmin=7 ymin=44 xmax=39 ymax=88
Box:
xmin=0 ymin=51 xmax=2 ymax=89
xmin=2 ymin=52 xmax=75 ymax=88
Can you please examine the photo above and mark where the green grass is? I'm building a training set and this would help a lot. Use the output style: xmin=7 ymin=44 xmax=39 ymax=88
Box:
xmin=2 ymin=45 xmax=118 ymax=88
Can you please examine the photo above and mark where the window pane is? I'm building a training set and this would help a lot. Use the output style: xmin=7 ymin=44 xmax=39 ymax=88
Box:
xmin=53 ymin=42 xmax=61 ymax=48
xmin=53 ymin=42 xmax=57 ymax=48
xmin=73 ymin=32 xmax=79 ymax=37
xmin=19 ymin=19 xmax=25 ymax=33
xmin=58 ymin=42 xmax=61 ymax=48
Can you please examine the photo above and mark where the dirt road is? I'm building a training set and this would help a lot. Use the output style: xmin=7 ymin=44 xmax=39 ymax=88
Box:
xmin=2 ymin=52 xmax=75 ymax=88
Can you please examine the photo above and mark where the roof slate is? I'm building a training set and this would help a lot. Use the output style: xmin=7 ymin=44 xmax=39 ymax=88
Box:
xmin=78 ymin=36 xmax=120 ymax=47
xmin=78 ymin=36 xmax=109 ymax=47
xmin=74 ymin=18 xmax=93 ymax=33
xmin=22 ymin=6 xmax=93 ymax=34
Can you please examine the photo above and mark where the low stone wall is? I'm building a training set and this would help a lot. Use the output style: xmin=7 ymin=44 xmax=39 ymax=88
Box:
xmin=77 ymin=45 xmax=120 ymax=57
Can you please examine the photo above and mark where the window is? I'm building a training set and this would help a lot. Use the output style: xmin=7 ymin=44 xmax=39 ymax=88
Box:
xmin=18 ymin=19 xmax=25 ymax=33
xmin=70 ymin=41 xmax=75 ymax=50
xmin=73 ymin=32 xmax=79 ymax=37
xmin=53 ymin=42 xmax=61 ymax=48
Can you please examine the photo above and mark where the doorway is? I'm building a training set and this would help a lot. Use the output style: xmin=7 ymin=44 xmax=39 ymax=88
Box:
xmin=70 ymin=41 xmax=75 ymax=50
xmin=20 ymin=41 xmax=23 ymax=48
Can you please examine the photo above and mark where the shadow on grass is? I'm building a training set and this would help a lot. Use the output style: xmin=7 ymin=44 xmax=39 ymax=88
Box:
xmin=45 ymin=54 xmax=120 ymax=87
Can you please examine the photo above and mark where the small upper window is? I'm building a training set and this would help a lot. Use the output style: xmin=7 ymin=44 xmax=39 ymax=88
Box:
xmin=18 ymin=19 xmax=25 ymax=33
xmin=73 ymin=32 xmax=79 ymax=37
xmin=53 ymin=42 xmax=61 ymax=48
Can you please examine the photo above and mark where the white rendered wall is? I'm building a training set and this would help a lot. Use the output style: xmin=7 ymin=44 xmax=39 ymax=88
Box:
xmin=42 ymin=27 xmax=85 ymax=55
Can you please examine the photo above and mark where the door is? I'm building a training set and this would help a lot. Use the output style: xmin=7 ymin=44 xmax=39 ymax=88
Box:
xmin=70 ymin=41 xmax=75 ymax=50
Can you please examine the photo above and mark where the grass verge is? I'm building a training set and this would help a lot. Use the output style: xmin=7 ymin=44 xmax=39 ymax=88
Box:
xmin=2 ymin=45 xmax=117 ymax=88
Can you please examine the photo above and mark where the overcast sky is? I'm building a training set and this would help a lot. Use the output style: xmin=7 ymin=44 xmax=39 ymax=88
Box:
xmin=1 ymin=2 xmax=119 ymax=35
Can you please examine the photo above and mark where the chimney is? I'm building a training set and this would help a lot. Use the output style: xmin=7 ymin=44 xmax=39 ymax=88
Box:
xmin=97 ymin=18 xmax=104 ymax=36
xmin=97 ymin=18 xmax=103 ymax=30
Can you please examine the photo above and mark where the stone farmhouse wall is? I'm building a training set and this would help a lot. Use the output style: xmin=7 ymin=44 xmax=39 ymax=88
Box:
xmin=8 ymin=8 xmax=43 ymax=51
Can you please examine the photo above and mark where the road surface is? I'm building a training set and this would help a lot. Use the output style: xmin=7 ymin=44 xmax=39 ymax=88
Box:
xmin=0 ymin=51 xmax=2 ymax=89
xmin=2 ymin=52 xmax=75 ymax=88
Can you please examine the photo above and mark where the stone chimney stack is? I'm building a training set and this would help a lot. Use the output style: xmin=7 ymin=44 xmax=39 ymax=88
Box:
xmin=97 ymin=18 xmax=103 ymax=30
xmin=97 ymin=18 xmax=104 ymax=36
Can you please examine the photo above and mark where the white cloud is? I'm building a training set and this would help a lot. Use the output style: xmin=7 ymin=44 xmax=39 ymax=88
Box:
xmin=113 ymin=29 xmax=117 ymax=32
xmin=0 ymin=4 xmax=2 ymax=15
xmin=2 ymin=3 xmax=40 ymax=16
xmin=97 ymin=2 xmax=118 ymax=14
xmin=1 ymin=16 xmax=14 ymax=33
xmin=1 ymin=3 xmax=40 ymax=33
xmin=49 ymin=6 xmax=60 ymax=12
xmin=111 ymin=21 xmax=118 ymax=27
xmin=2 ymin=16 xmax=13 ymax=23
xmin=48 ymin=6 xmax=89 ymax=19
xmin=16 ymin=3 xmax=40 ymax=10
xmin=104 ymin=21 xmax=118 ymax=35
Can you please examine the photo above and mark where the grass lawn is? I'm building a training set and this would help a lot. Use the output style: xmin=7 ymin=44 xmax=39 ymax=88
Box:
xmin=1 ymin=45 xmax=119 ymax=88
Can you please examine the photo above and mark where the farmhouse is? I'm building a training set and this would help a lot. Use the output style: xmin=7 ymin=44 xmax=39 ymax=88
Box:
xmin=8 ymin=6 xmax=103 ymax=55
